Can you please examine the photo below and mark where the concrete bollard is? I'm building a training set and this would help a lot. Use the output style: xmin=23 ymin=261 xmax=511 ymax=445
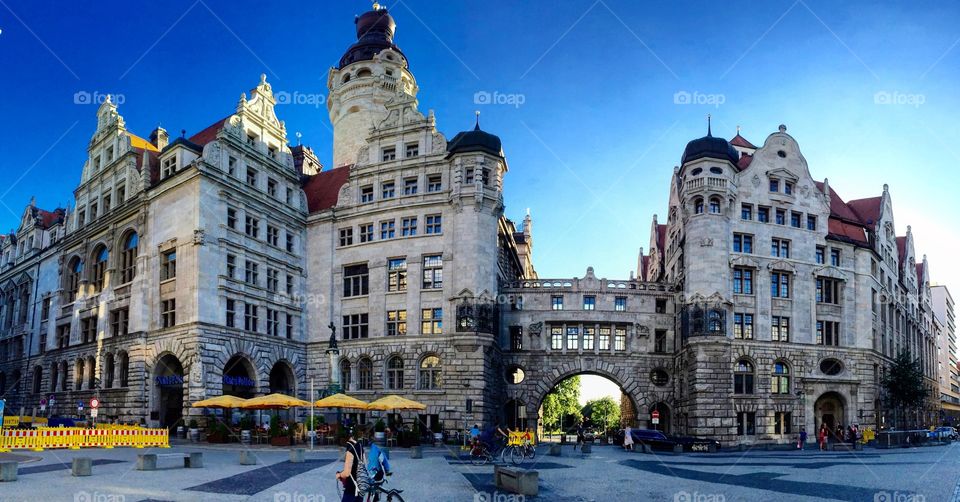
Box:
xmin=72 ymin=458 xmax=92 ymax=477
xmin=672 ymin=444 xmax=684 ymax=454
xmin=410 ymin=446 xmax=422 ymax=459
xmin=289 ymin=449 xmax=305 ymax=463
xmin=137 ymin=454 xmax=157 ymax=471
xmin=240 ymin=451 xmax=258 ymax=465
xmin=0 ymin=461 xmax=17 ymax=482
xmin=548 ymin=444 xmax=562 ymax=457
xmin=186 ymin=452 xmax=204 ymax=468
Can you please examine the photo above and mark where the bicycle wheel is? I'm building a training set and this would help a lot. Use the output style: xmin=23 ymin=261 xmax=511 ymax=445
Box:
xmin=526 ymin=445 xmax=536 ymax=460
xmin=510 ymin=446 xmax=525 ymax=465
xmin=470 ymin=449 xmax=487 ymax=466
xmin=386 ymin=491 xmax=405 ymax=502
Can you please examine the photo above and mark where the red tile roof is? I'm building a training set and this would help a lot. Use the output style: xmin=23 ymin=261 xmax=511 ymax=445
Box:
xmin=36 ymin=208 xmax=65 ymax=229
xmin=656 ymin=224 xmax=667 ymax=252
xmin=896 ymin=236 xmax=907 ymax=262
xmin=847 ymin=196 xmax=882 ymax=225
xmin=730 ymin=134 xmax=757 ymax=149
xmin=827 ymin=219 xmax=869 ymax=246
xmin=303 ymin=166 xmax=351 ymax=213
xmin=640 ymin=254 xmax=650 ymax=281
xmin=814 ymin=181 xmax=862 ymax=223
xmin=736 ymin=153 xmax=752 ymax=171
xmin=916 ymin=263 xmax=924 ymax=284
xmin=189 ymin=117 xmax=230 ymax=146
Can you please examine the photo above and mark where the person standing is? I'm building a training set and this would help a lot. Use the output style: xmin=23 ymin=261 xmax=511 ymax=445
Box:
xmin=336 ymin=427 xmax=365 ymax=502
xmin=623 ymin=426 xmax=634 ymax=451
xmin=798 ymin=428 xmax=807 ymax=450
xmin=818 ymin=424 xmax=827 ymax=451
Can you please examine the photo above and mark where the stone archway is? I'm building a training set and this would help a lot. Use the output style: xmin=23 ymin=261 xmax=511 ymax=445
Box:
xmin=529 ymin=367 xmax=643 ymax=440
xmin=223 ymin=354 xmax=257 ymax=398
xmin=814 ymin=391 xmax=846 ymax=440
xmin=152 ymin=353 xmax=185 ymax=428
xmin=269 ymin=360 xmax=296 ymax=395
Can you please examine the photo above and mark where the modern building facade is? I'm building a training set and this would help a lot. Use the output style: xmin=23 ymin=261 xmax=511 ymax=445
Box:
xmin=0 ymin=5 xmax=948 ymax=444
xmin=932 ymin=284 xmax=959 ymax=422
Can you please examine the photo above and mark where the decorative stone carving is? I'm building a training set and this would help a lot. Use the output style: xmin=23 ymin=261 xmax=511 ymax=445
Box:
xmin=752 ymin=174 xmax=761 ymax=187
xmin=193 ymin=229 xmax=205 ymax=246
xmin=700 ymin=238 xmax=714 ymax=247
xmin=357 ymin=146 xmax=370 ymax=164
xmin=528 ymin=322 xmax=543 ymax=337
xmin=636 ymin=325 xmax=651 ymax=336
xmin=432 ymin=133 xmax=446 ymax=153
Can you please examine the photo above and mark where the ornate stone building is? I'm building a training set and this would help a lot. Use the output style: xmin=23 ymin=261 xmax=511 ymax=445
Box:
xmin=0 ymin=5 xmax=946 ymax=444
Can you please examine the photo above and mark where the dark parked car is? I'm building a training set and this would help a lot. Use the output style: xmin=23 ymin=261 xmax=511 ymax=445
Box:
xmin=627 ymin=429 xmax=678 ymax=451
xmin=668 ymin=435 xmax=722 ymax=452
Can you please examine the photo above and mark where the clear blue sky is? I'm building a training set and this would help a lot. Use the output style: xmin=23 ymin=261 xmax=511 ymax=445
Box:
xmin=1 ymin=0 xmax=958 ymax=291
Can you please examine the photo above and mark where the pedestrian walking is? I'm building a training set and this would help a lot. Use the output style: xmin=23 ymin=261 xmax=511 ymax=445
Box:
xmin=623 ymin=426 xmax=634 ymax=451
xmin=818 ymin=424 xmax=827 ymax=451
xmin=574 ymin=420 xmax=585 ymax=451
xmin=798 ymin=428 xmax=807 ymax=450
xmin=336 ymin=427 xmax=365 ymax=502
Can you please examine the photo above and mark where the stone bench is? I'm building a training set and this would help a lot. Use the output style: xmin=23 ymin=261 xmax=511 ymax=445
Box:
xmin=240 ymin=450 xmax=258 ymax=465
xmin=137 ymin=452 xmax=203 ymax=470
xmin=494 ymin=465 xmax=538 ymax=496
xmin=0 ymin=461 xmax=17 ymax=482
xmin=290 ymin=449 xmax=305 ymax=463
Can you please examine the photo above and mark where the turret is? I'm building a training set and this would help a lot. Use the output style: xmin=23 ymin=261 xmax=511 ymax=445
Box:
xmin=327 ymin=4 xmax=419 ymax=167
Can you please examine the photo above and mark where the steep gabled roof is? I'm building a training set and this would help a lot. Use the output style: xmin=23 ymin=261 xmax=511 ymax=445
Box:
xmin=640 ymin=254 xmax=650 ymax=281
xmin=127 ymin=132 xmax=159 ymax=152
xmin=814 ymin=181 xmax=862 ymax=223
xmin=730 ymin=133 xmax=757 ymax=149
xmin=847 ymin=196 xmax=882 ymax=225
xmin=896 ymin=236 xmax=907 ymax=262
xmin=303 ymin=166 xmax=351 ymax=213
xmin=36 ymin=208 xmax=65 ymax=229
xmin=189 ymin=117 xmax=230 ymax=146
xmin=736 ymin=153 xmax=752 ymax=171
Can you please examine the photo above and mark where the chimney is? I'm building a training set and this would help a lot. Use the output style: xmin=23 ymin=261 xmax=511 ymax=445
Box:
xmin=150 ymin=127 xmax=169 ymax=150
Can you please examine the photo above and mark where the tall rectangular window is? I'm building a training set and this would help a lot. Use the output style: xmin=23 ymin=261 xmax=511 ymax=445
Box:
xmin=266 ymin=308 xmax=279 ymax=336
xmin=422 ymin=255 xmax=443 ymax=289
xmin=245 ymin=216 xmax=259 ymax=238
xmin=401 ymin=217 xmax=417 ymax=236
xmin=361 ymin=186 xmax=374 ymax=203
xmin=226 ymin=254 xmax=236 ymax=279
xmin=387 ymin=310 xmax=407 ymax=336
xmin=421 ymin=308 xmax=442 ymax=334
xmin=510 ymin=325 xmax=523 ymax=351
xmin=830 ymin=248 xmax=841 ymax=266
xmin=267 ymin=178 xmax=278 ymax=198
xmin=427 ymin=175 xmax=442 ymax=192
xmin=246 ymin=167 xmax=258 ymax=187
xmin=615 ymin=328 xmax=626 ymax=351
xmin=343 ymin=313 xmax=369 ymax=339
xmin=733 ymin=313 xmax=753 ymax=339
xmin=160 ymin=299 xmax=176 ymax=328
xmin=816 ymin=320 xmax=840 ymax=346
xmin=737 ymin=412 xmax=756 ymax=435
xmin=286 ymin=314 xmax=294 ymax=339
xmin=551 ymin=296 xmax=564 ymax=310
xmin=733 ymin=268 xmax=753 ymax=295
xmin=583 ymin=296 xmax=595 ymax=310
xmin=551 ymin=326 xmax=563 ymax=350
xmin=774 ymin=412 xmax=792 ymax=435
xmin=339 ymin=228 xmax=353 ymax=247
xmin=267 ymin=225 xmax=279 ymax=246
xmin=381 ymin=181 xmax=396 ymax=199
xmin=775 ymin=209 xmax=786 ymax=225
xmin=343 ymin=264 xmax=369 ymax=297
xmin=790 ymin=212 xmax=801 ymax=228
xmin=733 ymin=233 xmax=753 ymax=253
xmin=771 ymin=238 xmax=790 ymax=258
xmin=566 ymin=327 xmax=579 ymax=350
xmin=816 ymin=278 xmax=841 ymax=304
xmin=359 ymin=223 xmax=373 ymax=243
xmin=160 ymin=250 xmax=177 ymax=281
xmin=599 ymin=327 xmax=611 ymax=350
xmin=387 ymin=258 xmax=407 ymax=292
xmin=403 ymin=177 xmax=418 ymax=195
xmin=771 ymin=316 xmax=789 ymax=342
xmin=225 ymin=299 xmax=236 ymax=328
xmin=757 ymin=206 xmax=770 ymax=223
xmin=286 ymin=233 xmax=295 ymax=253
xmin=244 ymin=260 xmax=259 ymax=285
xmin=741 ymin=204 xmax=753 ymax=220
xmin=614 ymin=296 xmax=626 ymax=312
xmin=654 ymin=329 xmax=667 ymax=353
xmin=227 ymin=208 xmax=237 ymax=229
xmin=771 ymin=271 xmax=790 ymax=298
xmin=380 ymin=220 xmax=395 ymax=239
xmin=244 ymin=303 xmax=259 ymax=332
xmin=582 ymin=327 xmax=595 ymax=350
xmin=816 ymin=246 xmax=825 ymax=264
xmin=425 ymin=215 xmax=442 ymax=234
xmin=267 ymin=268 xmax=279 ymax=293
xmin=807 ymin=215 xmax=817 ymax=231
xmin=110 ymin=308 xmax=129 ymax=337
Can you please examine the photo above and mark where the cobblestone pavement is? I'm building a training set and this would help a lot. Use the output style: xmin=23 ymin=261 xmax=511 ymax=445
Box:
xmin=2 ymin=442 xmax=959 ymax=501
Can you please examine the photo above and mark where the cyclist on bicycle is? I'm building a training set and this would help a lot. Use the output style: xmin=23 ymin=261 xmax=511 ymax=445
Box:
xmin=367 ymin=441 xmax=393 ymax=482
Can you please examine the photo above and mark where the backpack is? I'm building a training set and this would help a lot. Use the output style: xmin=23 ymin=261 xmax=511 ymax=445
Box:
xmin=347 ymin=441 xmax=372 ymax=495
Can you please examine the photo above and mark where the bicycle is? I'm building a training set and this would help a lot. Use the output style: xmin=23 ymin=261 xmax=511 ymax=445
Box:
xmin=470 ymin=439 xmax=508 ymax=465
xmin=366 ymin=472 xmax=405 ymax=502
xmin=504 ymin=439 xmax=536 ymax=465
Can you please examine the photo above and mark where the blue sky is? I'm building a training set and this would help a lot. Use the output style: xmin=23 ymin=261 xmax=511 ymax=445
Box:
xmin=1 ymin=0 xmax=958 ymax=292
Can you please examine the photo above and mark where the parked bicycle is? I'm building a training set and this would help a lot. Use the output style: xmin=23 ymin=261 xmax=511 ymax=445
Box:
xmin=367 ymin=473 xmax=405 ymax=502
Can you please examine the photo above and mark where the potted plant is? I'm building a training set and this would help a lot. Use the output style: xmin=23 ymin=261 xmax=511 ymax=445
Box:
xmin=188 ymin=419 xmax=200 ymax=442
xmin=269 ymin=415 xmax=292 ymax=447
xmin=207 ymin=422 xmax=229 ymax=443
xmin=374 ymin=419 xmax=386 ymax=443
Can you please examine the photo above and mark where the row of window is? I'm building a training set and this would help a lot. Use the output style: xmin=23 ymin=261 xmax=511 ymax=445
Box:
xmin=343 ymin=256 xmax=443 ymax=297
xmin=338 ymin=215 xmax=442 ymax=246
xmin=339 ymin=353 xmax=441 ymax=392
xmin=732 ymin=314 xmax=841 ymax=345
xmin=225 ymin=299 xmax=298 ymax=339
xmin=732 ymin=234 xmax=841 ymax=265
xmin=226 ymin=254 xmax=297 ymax=295
xmin=359 ymin=174 xmax=443 ymax=203
xmin=64 ymin=232 xmax=143 ymax=302
xmin=736 ymin=411 xmax=794 ymax=436
xmin=227 ymin=208 xmax=298 ymax=252
xmin=340 ymin=308 xmax=444 ymax=339
xmin=740 ymin=203 xmax=818 ymax=231
xmin=75 ymin=182 xmax=128 ymax=230
xmin=732 ymin=268 xmax=843 ymax=304
xmin=548 ymin=325 xmax=629 ymax=351
xmin=41 ymin=353 xmax=131 ymax=393
xmin=226 ymin=156 xmax=297 ymax=206
xmin=548 ymin=295 xmax=667 ymax=313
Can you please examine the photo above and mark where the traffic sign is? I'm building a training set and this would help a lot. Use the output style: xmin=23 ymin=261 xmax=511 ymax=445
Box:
xmin=91 ymin=409 xmax=99 ymax=419
xmin=90 ymin=398 xmax=100 ymax=409
xmin=40 ymin=398 xmax=47 ymax=406
xmin=652 ymin=409 xmax=660 ymax=425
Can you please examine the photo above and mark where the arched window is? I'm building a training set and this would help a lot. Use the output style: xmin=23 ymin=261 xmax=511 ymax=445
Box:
xmin=104 ymin=353 xmax=115 ymax=388
xmin=771 ymin=361 xmax=790 ymax=394
xmin=707 ymin=309 xmax=724 ymax=334
xmin=734 ymin=359 xmax=754 ymax=394
xmin=356 ymin=68 xmax=372 ymax=78
xmin=694 ymin=198 xmax=704 ymax=215
xmin=66 ymin=257 xmax=83 ymax=302
xmin=709 ymin=197 xmax=721 ymax=214
xmin=91 ymin=245 xmax=108 ymax=292
xmin=50 ymin=362 xmax=59 ymax=392
xmin=59 ymin=361 xmax=68 ymax=391
xmin=75 ymin=358 xmax=85 ymax=390
xmin=342 ymin=73 xmax=351 ymax=84
xmin=120 ymin=232 xmax=139 ymax=284
xmin=358 ymin=357 xmax=373 ymax=390
xmin=118 ymin=351 xmax=129 ymax=387
xmin=339 ymin=359 xmax=352 ymax=390
xmin=386 ymin=356 xmax=404 ymax=390
xmin=86 ymin=356 xmax=96 ymax=389
xmin=32 ymin=365 xmax=42 ymax=394
xmin=418 ymin=355 xmax=442 ymax=390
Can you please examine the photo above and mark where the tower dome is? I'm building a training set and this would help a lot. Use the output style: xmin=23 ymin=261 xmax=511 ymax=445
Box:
xmin=447 ymin=122 xmax=503 ymax=158
xmin=681 ymin=121 xmax=739 ymax=165
xmin=338 ymin=6 xmax=407 ymax=69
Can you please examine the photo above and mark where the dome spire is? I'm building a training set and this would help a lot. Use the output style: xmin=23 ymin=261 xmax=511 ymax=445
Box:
xmin=474 ymin=110 xmax=481 ymax=131
xmin=707 ymin=113 xmax=712 ymax=137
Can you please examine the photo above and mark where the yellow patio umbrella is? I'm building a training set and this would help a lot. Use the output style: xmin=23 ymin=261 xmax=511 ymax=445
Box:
xmin=241 ymin=393 xmax=311 ymax=410
xmin=315 ymin=393 xmax=369 ymax=410
xmin=191 ymin=395 xmax=249 ymax=408
xmin=367 ymin=395 xmax=427 ymax=411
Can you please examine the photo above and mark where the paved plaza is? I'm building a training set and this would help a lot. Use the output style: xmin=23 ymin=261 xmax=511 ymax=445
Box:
xmin=2 ymin=441 xmax=958 ymax=501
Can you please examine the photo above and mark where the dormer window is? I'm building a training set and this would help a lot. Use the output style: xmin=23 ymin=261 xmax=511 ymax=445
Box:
xmin=356 ymin=68 xmax=372 ymax=78
xmin=784 ymin=181 xmax=794 ymax=195
xmin=268 ymin=146 xmax=278 ymax=159
xmin=405 ymin=142 xmax=419 ymax=158
xmin=770 ymin=179 xmax=779 ymax=192
xmin=382 ymin=147 xmax=396 ymax=162
xmin=161 ymin=155 xmax=178 ymax=179
xmin=246 ymin=133 xmax=257 ymax=147
xmin=106 ymin=146 xmax=114 ymax=162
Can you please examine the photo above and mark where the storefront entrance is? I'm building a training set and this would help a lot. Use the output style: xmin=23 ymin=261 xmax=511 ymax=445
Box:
xmin=153 ymin=354 xmax=184 ymax=428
